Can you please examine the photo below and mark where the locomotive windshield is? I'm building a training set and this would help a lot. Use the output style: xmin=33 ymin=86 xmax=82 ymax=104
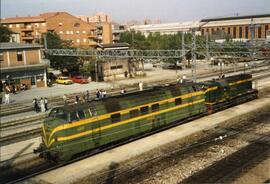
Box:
xmin=45 ymin=108 xmax=68 ymax=126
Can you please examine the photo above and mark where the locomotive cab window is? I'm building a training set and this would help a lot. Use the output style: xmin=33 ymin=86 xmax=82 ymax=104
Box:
xmin=70 ymin=111 xmax=79 ymax=122
xmin=151 ymin=103 xmax=159 ymax=112
xmin=78 ymin=110 xmax=85 ymax=119
xmin=175 ymin=98 xmax=182 ymax=105
xmin=140 ymin=106 xmax=149 ymax=115
xmin=130 ymin=109 xmax=139 ymax=118
xmin=111 ymin=113 xmax=121 ymax=123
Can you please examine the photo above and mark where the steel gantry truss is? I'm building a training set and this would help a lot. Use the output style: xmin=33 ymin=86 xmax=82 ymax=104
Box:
xmin=45 ymin=41 xmax=270 ymax=82
xmin=45 ymin=49 xmax=186 ymax=59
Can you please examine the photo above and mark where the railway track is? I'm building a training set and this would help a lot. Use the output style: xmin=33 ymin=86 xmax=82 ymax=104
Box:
xmin=0 ymin=62 xmax=269 ymax=117
xmin=0 ymin=92 xmax=269 ymax=184
xmin=180 ymin=135 xmax=270 ymax=184
xmin=106 ymin=113 xmax=270 ymax=184
xmin=0 ymin=71 xmax=269 ymax=147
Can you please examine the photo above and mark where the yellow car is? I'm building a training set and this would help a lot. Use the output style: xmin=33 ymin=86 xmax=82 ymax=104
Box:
xmin=56 ymin=76 xmax=73 ymax=85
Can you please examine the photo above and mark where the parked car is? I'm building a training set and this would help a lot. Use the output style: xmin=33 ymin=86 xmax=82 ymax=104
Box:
xmin=71 ymin=76 xmax=89 ymax=84
xmin=56 ymin=76 xmax=73 ymax=85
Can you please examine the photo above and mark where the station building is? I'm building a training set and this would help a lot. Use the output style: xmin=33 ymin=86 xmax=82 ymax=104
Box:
xmin=0 ymin=42 xmax=49 ymax=89
xmin=128 ymin=21 xmax=200 ymax=37
xmin=128 ymin=14 xmax=270 ymax=42
xmin=200 ymin=14 xmax=270 ymax=41
xmin=90 ymin=43 xmax=144 ymax=81
xmin=1 ymin=12 xmax=97 ymax=47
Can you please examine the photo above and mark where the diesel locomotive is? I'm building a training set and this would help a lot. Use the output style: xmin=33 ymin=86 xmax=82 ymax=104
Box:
xmin=36 ymin=74 xmax=257 ymax=161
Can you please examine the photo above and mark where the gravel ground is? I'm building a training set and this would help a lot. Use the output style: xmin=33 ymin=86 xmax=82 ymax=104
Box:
xmin=111 ymin=114 xmax=270 ymax=184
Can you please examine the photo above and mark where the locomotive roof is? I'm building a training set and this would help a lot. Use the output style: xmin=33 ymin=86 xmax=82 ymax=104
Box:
xmin=59 ymin=82 xmax=196 ymax=112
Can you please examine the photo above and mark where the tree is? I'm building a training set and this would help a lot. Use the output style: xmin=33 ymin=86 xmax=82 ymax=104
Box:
xmin=43 ymin=32 xmax=81 ymax=73
xmin=0 ymin=25 xmax=14 ymax=42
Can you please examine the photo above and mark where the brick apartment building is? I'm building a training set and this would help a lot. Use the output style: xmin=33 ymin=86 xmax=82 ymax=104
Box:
xmin=1 ymin=12 xmax=97 ymax=47
xmin=0 ymin=42 xmax=49 ymax=89
xmin=200 ymin=14 xmax=270 ymax=41
xmin=77 ymin=13 xmax=113 ymax=44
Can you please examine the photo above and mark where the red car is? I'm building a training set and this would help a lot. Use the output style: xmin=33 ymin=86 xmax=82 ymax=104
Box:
xmin=71 ymin=76 xmax=89 ymax=84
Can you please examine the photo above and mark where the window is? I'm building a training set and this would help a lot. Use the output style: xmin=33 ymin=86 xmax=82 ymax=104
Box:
xmin=59 ymin=22 xmax=63 ymax=26
xmin=140 ymin=106 xmax=149 ymax=115
xmin=84 ymin=109 xmax=91 ymax=118
xmin=78 ymin=110 xmax=85 ymax=119
xmin=245 ymin=26 xmax=249 ymax=39
xmin=83 ymin=38 xmax=87 ymax=42
xmin=35 ymin=23 xmax=39 ymax=27
xmin=233 ymin=27 xmax=236 ymax=38
xmin=175 ymin=98 xmax=182 ymax=105
xmin=151 ymin=104 xmax=159 ymax=112
xmin=0 ymin=52 xmax=3 ymax=62
xmin=70 ymin=31 xmax=73 ymax=34
xmin=265 ymin=25 xmax=269 ymax=38
xmin=9 ymin=24 xmax=13 ymax=28
xmin=16 ymin=24 xmax=20 ymax=28
xmin=17 ymin=51 xmax=23 ymax=61
xmin=110 ymin=65 xmax=123 ymax=70
xmin=90 ymin=106 xmax=97 ymax=116
xmin=76 ymin=30 xmax=80 ymax=34
xmin=66 ymin=31 xmax=70 ymax=34
xmin=70 ymin=111 xmax=79 ymax=122
xmin=76 ymin=39 xmax=80 ymax=43
xmin=59 ymin=31 xmax=63 ymax=34
xmin=228 ymin=27 xmax=231 ymax=34
xmin=239 ymin=27 xmax=242 ymax=38
xmin=258 ymin=27 xmax=262 ymax=38
xmin=42 ymin=23 xmax=46 ymax=26
xmin=111 ymin=113 xmax=120 ymax=123
xmin=82 ymin=30 xmax=86 ymax=34
xmin=74 ymin=23 xmax=80 ymax=27
xmin=130 ymin=109 xmax=139 ymax=118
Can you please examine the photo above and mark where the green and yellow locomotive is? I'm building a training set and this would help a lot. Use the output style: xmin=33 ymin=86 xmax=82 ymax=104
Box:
xmin=36 ymin=74 xmax=257 ymax=161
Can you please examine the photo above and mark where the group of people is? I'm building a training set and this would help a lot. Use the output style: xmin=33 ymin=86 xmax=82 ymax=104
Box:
xmin=95 ymin=89 xmax=107 ymax=100
xmin=32 ymin=97 xmax=48 ymax=113
xmin=1 ymin=83 xmax=29 ymax=105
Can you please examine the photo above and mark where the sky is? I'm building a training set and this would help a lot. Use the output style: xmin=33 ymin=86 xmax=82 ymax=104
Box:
xmin=1 ymin=0 xmax=270 ymax=23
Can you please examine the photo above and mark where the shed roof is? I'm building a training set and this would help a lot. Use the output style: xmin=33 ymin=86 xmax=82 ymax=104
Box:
xmin=0 ymin=42 xmax=43 ymax=50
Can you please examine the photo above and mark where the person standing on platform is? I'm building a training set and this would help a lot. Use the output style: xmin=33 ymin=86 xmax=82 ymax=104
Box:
xmin=44 ymin=97 xmax=48 ymax=111
xmin=33 ymin=98 xmax=39 ymax=113
xmin=4 ymin=83 xmax=11 ymax=104
xmin=139 ymin=81 xmax=143 ymax=91
xmin=75 ymin=95 xmax=79 ymax=104
xmin=63 ymin=94 xmax=67 ymax=105
xmin=40 ymin=97 xmax=45 ymax=112
xmin=96 ymin=89 xmax=100 ymax=99
xmin=103 ymin=90 xmax=107 ymax=98
xmin=86 ymin=90 xmax=90 ymax=102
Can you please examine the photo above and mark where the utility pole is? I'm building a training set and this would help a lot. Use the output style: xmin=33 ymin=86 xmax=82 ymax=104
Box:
xmin=44 ymin=34 xmax=48 ymax=50
xmin=206 ymin=32 xmax=210 ymax=62
xmin=181 ymin=32 xmax=186 ymax=69
xmin=95 ymin=54 xmax=99 ymax=82
xmin=191 ymin=29 xmax=197 ymax=82
xmin=182 ymin=32 xmax=185 ymax=56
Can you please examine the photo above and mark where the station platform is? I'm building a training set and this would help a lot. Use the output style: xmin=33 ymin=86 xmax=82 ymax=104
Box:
xmin=23 ymin=96 xmax=270 ymax=184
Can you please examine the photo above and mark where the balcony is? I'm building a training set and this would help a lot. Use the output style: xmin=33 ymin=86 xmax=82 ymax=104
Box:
xmin=88 ymin=33 xmax=97 ymax=38
xmin=21 ymin=35 xmax=34 ymax=40
xmin=21 ymin=26 xmax=34 ymax=31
